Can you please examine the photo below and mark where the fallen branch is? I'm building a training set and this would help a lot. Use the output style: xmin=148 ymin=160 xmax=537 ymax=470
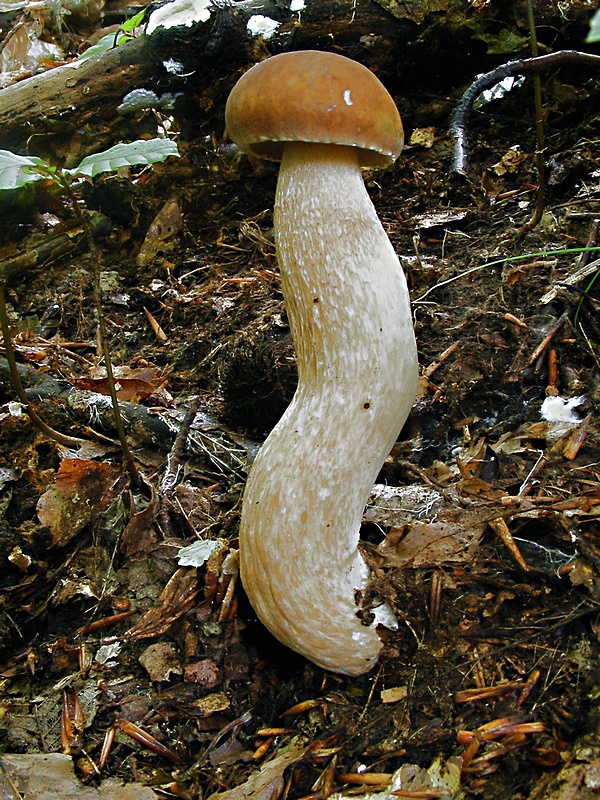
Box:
xmin=0 ymin=355 xmax=251 ymax=476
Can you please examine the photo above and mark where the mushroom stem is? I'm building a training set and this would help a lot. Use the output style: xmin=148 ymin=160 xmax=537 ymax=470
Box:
xmin=239 ymin=141 xmax=418 ymax=676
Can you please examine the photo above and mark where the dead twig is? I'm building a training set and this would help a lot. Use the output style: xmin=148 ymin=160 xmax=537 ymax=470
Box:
xmin=487 ymin=517 xmax=531 ymax=571
xmin=450 ymin=50 xmax=600 ymax=176
xmin=525 ymin=312 xmax=568 ymax=369
xmin=158 ymin=396 xmax=201 ymax=537
xmin=0 ymin=756 xmax=24 ymax=800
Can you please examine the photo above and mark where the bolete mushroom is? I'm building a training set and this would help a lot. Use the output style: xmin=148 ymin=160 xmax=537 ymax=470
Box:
xmin=226 ymin=50 xmax=418 ymax=676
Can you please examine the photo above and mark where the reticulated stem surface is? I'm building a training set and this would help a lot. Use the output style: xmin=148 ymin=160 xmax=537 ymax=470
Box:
xmin=239 ymin=142 xmax=418 ymax=675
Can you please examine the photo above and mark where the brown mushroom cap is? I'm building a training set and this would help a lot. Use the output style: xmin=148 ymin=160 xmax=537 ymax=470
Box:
xmin=225 ymin=50 xmax=404 ymax=168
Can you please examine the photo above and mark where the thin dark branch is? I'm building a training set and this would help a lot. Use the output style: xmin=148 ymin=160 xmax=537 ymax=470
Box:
xmin=62 ymin=179 xmax=142 ymax=489
xmin=519 ymin=0 xmax=546 ymax=235
xmin=450 ymin=50 xmax=600 ymax=176
xmin=158 ymin=396 xmax=201 ymax=537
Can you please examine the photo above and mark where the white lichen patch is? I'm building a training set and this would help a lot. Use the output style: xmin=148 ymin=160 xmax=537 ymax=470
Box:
xmin=177 ymin=538 xmax=227 ymax=567
xmin=246 ymin=15 xmax=281 ymax=38
xmin=146 ymin=0 xmax=212 ymax=34
xmin=117 ymin=88 xmax=159 ymax=114
xmin=541 ymin=395 xmax=585 ymax=423
xmin=163 ymin=58 xmax=186 ymax=75
xmin=541 ymin=395 xmax=587 ymax=447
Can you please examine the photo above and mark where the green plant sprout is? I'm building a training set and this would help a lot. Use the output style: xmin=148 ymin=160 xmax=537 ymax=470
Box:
xmin=587 ymin=9 xmax=600 ymax=43
xmin=0 ymin=138 xmax=180 ymax=486
xmin=574 ymin=267 xmax=600 ymax=330
xmin=414 ymin=247 xmax=600 ymax=304
xmin=76 ymin=9 xmax=147 ymax=61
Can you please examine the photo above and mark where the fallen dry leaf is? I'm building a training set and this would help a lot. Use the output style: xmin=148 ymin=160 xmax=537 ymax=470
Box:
xmin=125 ymin=567 xmax=199 ymax=639
xmin=0 ymin=753 xmax=156 ymax=799
xmin=36 ymin=459 xmax=120 ymax=547
xmin=207 ymin=741 xmax=308 ymax=800
xmin=136 ymin=195 xmax=182 ymax=268
xmin=368 ymin=484 xmax=487 ymax=569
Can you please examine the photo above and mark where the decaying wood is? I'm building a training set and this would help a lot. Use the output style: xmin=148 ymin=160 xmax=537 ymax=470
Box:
xmin=0 ymin=0 xmax=413 ymax=160
xmin=0 ymin=35 xmax=157 ymax=163
xmin=1 ymin=0 xmax=595 ymax=163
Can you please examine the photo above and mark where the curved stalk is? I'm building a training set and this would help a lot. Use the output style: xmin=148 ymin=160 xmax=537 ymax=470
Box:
xmin=239 ymin=142 xmax=418 ymax=675
xmin=61 ymin=178 xmax=142 ymax=489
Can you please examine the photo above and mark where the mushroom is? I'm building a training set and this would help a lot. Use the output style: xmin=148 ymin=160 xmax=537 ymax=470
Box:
xmin=226 ymin=50 xmax=418 ymax=676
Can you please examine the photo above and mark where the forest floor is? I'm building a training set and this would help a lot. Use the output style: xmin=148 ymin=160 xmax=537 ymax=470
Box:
xmin=0 ymin=5 xmax=599 ymax=800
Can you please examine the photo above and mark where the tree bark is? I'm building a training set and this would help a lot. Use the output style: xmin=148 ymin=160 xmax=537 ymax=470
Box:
xmin=0 ymin=35 xmax=157 ymax=163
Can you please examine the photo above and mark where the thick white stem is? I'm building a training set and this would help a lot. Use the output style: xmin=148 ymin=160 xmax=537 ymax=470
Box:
xmin=239 ymin=142 xmax=418 ymax=675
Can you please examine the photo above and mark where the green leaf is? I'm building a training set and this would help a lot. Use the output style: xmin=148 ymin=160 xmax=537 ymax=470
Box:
xmin=587 ymin=9 xmax=600 ymax=43
xmin=77 ymin=32 xmax=128 ymax=61
xmin=76 ymin=10 xmax=144 ymax=61
xmin=120 ymin=9 xmax=146 ymax=32
xmin=0 ymin=150 xmax=46 ymax=190
xmin=67 ymin=139 xmax=180 ymax=178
